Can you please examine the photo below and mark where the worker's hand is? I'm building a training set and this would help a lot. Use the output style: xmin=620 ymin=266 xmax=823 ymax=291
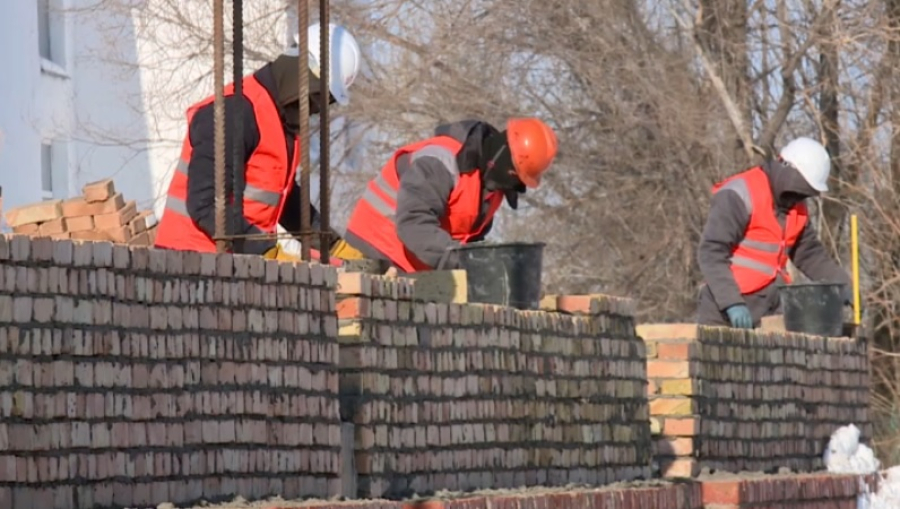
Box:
xmin=263 ymin=245 xmax=302 ymax=263
xmin=725 ymin=304 xmax=753 ymax=329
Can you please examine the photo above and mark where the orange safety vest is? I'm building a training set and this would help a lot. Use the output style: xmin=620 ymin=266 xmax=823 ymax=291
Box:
xmin=712 ymin=166 xmax=808 ymax=294
xmin=345 ymin=136 xmax=505 ymax=272
xmin=154 ymin=75 xmax=299 ymax=253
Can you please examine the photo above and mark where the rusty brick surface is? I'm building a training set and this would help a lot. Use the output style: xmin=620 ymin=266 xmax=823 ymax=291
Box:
xmin=338 ymin=273 xmax=651 ymax=499
xmin=258 ymin=473 xmax=868 ymax=509
xmin=0 ymin=235 xmax=341 ymax=509
xmin=700 ymin=472 xmax=877 ymax=507
xmin=261 ymin=482 xmax=704 ymax=509
xmin=641 ymin=323 xmax=870 ymax=477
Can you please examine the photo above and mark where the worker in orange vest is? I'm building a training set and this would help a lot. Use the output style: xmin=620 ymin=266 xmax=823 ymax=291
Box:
xmin=154 ymin=23 xmax=361 ymax=263
xmin=697 ymin=137 xmax=852 ymax=328
xmin=333 ymin=118 xmax=558 ymax=273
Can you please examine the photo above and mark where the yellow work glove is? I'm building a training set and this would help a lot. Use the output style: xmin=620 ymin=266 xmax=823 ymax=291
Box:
xmin=330 ymin=238 xmax=365 ymax=260
xmin=263 ymin=245 xmax=302 ymax=263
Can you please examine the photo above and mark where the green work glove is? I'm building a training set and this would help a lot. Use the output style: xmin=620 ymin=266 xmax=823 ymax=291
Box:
xmin=725 ymin=304 xmax=753 ymax=329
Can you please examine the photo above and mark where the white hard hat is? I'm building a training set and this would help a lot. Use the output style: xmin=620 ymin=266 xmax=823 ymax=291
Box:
xmin=779 ymin=136 xmax=831 ymax=192
xmin=292 ymin=22 xmax=361 ymax=106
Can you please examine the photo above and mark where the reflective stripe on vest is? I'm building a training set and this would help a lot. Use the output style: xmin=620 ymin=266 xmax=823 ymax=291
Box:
xmin=154 ymin=75 xmax=299 ymax=253
xmin=345 ymin=136 xmax=504 ymax=272
xmin=359 ymin=174 xmax=399 ymax=218
xmin=710 ymin=166 xmax=808 ymax=294
xmin=164 ymin=159 xmax=284 ymax=213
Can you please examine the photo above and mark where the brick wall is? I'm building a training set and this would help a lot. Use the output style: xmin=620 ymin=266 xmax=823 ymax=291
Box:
xmin=262 ymin=473 xmax=873 ymax=509
xmin=337 ymin=280 xmax=651 ymax=498
xmin=0 ymin=235 xmax=342 ymax=509
xmin=700 ymin=473 xmax=876 ymax=508
xmin=0 ymin=233 xmax=876 ymax=509
xmin=640 ymin=324 xmax=870 ymax=478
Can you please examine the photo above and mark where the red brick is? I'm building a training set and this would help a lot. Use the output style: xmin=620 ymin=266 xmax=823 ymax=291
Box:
xmin=38 ymin=217 xmax=67 ymax=236
xmin=105 ymin=225 xmax=133 ymax=244
xmin=702 ymin=479 xmax=741 ymax=504
xmin=336 ymin=297 xmax=368 ymax=319
xmin=657 ymin=342 xmax=692 ymax=360
xmin=401 ymin=501 xmax=452 ymax=509
xmin=555 ymin=295 xmax=599 ymax=315
xmin=337 ymin=272 xmax=370 ymax=296
xmin=82 ymin=179 xmax=116 ymax=203
xmin=646 ymin=360 xmax=690 ymax=378
xmin=94 ymin=200 xmax=137 ymax=230
xmin=128 ymin=210 xmax=156 ymax=235
xmin=66 ymin=215 xmax=94 ymax=233
xmin=5 ymin=200 xmax=63 ymax=227
xmin=12 ymin=223 xmax=39 ymax=235
xmin=61 ymin=194 xmax=125 ymax=218
xmin=71 ymin=230 xmax=112 ymax=242
xmin=637 ymin=323 xmax=699 ymax=341
xmin=663 ymin=417 xmax=699 ymax=436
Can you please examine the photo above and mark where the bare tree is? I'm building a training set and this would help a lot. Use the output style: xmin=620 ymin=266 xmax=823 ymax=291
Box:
xmin=72 ymin=0 xmax=900 ymax=461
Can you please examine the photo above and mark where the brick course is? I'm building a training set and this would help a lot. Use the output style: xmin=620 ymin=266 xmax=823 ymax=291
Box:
xmin=639 ymin=324 xmax=870 ymax=478
xmin=700 ymin=472 xmax=876 ymax=508
xmin=259 ymin=473 xmax=872 ymax=509
xmin=0 ymin=234 xmax=878 ymax=508
xmin=337 ymin=275 xmax=651 ymax=498
xmin=0 ymin=235 xmax=342 ymax=509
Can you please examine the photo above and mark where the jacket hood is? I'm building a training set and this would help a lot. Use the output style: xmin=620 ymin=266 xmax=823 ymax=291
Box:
xmin=762 ymin=159 xmax=818 ymax=210
xmin=433 ymin=120 xmax=499 ymax=173
xmin=268 ymin=55 xmax=324 ymax=108
xmin=434 ymin=119 xmax=526 ymax=209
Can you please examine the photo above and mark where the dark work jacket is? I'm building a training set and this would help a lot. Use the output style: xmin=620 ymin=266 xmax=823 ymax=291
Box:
xmin=696 ymin=160 xmax=851 ymax=326
xmin=184 ymin=64 xmax=322 ymax=254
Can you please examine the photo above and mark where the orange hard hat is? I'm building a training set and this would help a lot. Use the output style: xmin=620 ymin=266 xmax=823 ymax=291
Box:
xmin=506 ymin=117 xmax=558 ymax=188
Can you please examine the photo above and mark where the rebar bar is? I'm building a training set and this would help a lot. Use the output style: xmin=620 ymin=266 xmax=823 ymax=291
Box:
xmin=318 ymin=0 xmax=331 ymax=264
xmin=298 ymin=0 xmax=312 ymax=260
xmin=232 ymin=0 xmax=245 ymax=253
xmin=213 ymin=0 xmax=227 ymax=253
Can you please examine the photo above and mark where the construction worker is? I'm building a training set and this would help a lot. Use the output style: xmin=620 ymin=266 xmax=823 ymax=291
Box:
xmin=697 ymin=137 xmax=853 ymax=328
xmin=334 ymin=118 xmax=558 ymax=273
xmin=154 ymin=23 xmax=361 ymax=263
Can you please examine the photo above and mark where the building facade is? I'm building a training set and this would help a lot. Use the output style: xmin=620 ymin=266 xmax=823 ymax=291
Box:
xmin=0 ymin=0 xmax=296 ymax=231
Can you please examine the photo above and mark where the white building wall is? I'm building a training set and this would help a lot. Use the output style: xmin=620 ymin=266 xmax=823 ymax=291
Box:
xmin=0 ymin=0 xmax=291 ymax=231
xmin=0 ymin=0 xmax=363 ymax=232
xmin=0 ymin=0 xmax=76 ymax=224
xmin=0 ymin=0 xmax=153 ymax=229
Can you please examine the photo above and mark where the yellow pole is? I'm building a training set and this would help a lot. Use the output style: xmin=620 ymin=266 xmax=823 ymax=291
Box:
xmin=851 ymin=214 xmax=861 ymax=325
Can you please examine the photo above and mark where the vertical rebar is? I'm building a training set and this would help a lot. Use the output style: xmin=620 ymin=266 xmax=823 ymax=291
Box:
xmin=232 ymin=0 xmax=245 ymax=253
xmin=213 ymin=0 xmax=227 ymax=253
xmin=318 ymin=0 xmax=331 ymax=264
xmin=298 ymin=0 xmax=312 ymax=260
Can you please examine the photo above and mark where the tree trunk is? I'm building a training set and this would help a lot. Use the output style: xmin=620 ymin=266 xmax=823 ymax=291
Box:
xmin=819 ymin=1 xmax=848 ymax=247
xmin=696 ymin=0 xmax=750 ymax=168
xmin=888 ymin=0 xmax=900 ymax=193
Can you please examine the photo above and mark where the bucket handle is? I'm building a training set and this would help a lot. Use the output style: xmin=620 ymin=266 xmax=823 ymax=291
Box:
xmin=436 ymin=246 xmax=455 ymax=271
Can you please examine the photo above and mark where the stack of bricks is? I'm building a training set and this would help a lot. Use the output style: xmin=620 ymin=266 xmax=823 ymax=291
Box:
xmin=0 ymin=234 xmax=342 ymax=509
xmin=337 ymin=274 xmax=651 ymax=499
xmin=638 ymin=323 xmax=870 ymax=478
xmin=3 ymin=179 xmax=158 ymax=246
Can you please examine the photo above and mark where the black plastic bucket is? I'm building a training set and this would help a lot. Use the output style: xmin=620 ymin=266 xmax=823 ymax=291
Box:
xmin=779 ymin=282 xmax=845 ymax=337
xmin=452 ymin=242 xmax=545 ymax=310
